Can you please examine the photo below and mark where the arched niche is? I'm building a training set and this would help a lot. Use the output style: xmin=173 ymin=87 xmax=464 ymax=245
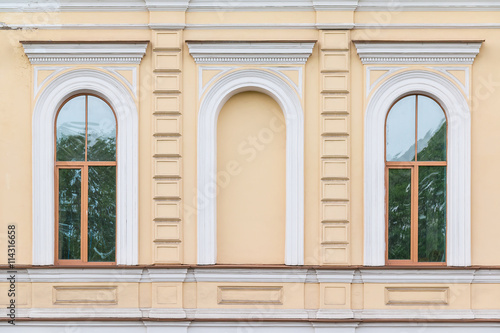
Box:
xmin=197 ymin=69 xmax=304 ymax=265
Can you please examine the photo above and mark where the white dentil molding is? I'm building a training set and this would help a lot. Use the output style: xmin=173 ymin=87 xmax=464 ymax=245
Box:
xmin=21 ymin=42 xmax=148 ymax=65
xmin=31 ymin=69 xmax=139 ymax=265
xmin=363 ymin=70 xmax=471 ymax=267
xmin=354 ymin=41 xmax=482 ymax=65
xmin=187 ymin=42 xmax=315 ymax=65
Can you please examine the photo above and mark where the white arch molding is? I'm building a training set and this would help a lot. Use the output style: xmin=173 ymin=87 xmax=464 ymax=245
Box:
xmin=364 ymin=70 xmax=471 ymax=267
xmin=32 ymin=69 xmax=139 ymax=265
xmin=197 ymin=69 xmax=304 ymax=265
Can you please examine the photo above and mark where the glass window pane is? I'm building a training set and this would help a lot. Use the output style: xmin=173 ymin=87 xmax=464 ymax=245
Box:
xmin=58 ymin=168 xmax=81 ymax=260
xmin=56 ymin=96 xmax=86 ymax=161
xmin=386 ymin=95 xmax=416 ymax=161
xmin=417 ymin=96 xmax=446 ymax=161
xmin=388 ymin=168 xmax=412 ymax=260
xmin=418 ymin=166 xmax=446 ymax=262
xmin=87 ymin=96 xmax=116 ymax=161
xmin=88 ymin=166 xmax=116 ymax=262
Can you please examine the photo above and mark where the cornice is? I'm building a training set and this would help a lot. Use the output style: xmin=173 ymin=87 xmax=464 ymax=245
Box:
xmin=0 ymin=0 xmax=147 ymax=12
xmin=21 ymin=42 xmax=149 ymax=65
xmin=359 ymin=269 xmax=475 ymax=284
xmin=192 ymin=268 xmax=310 ymax=282
xmin=2 ymin=0 xmax=500 ymax=12
xmin=356 ymin=0 xmax=500 ymax=11
xmin=4 ymin=22 xmax=500 ymax=31
xmin=313 ymin=0 xmax=359 ymax=11
xmin=6 ymin=308 xmax=500 ymax=321
xmin=187 ymin=0 xmax=314 ymax=12
xmin=4 ymin=268 xmax=500 ymax=284
xmin=145 ymin=0 xmax=190 ymax=11
xmin=354 ymin=41 xmax=483 ymax=65
xmin=187 ymin=41 xmax=315 ymax=64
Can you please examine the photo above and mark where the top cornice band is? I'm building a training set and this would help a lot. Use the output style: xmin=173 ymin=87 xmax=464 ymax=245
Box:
xmin=354 ymin=41 xmax=483 ymax=65
xmin=2 ymin=0 xmax=500 ymax=12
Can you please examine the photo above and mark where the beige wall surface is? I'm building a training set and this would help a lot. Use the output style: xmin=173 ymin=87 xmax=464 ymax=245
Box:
xmin=217 ymin=92 xmax=286 ymax=264
xmin=1 ymin=4 xmax=500 ymax=323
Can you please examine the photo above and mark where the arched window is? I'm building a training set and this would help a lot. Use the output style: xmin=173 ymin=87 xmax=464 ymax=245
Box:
xmin=55 ymin=94 xmax=117 ymax=265
xmin=385 ymin=94 xmax=447 ymax=265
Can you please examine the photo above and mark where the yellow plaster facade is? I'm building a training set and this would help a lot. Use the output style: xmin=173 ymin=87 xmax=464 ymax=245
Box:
xmin=0 ymin=1 xmax=500 ymax=332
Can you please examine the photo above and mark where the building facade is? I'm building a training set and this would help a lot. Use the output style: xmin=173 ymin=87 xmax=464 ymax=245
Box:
xmin=0 ymin=0 xmax=500 ymax=332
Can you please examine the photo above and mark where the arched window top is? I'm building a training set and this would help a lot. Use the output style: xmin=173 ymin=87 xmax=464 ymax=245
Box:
xmin=386 ymin=94 xmax=447 ymax=162
xmin=56 ymin=94 xmax=117 ymax=162
xmin=33 ymin=69 xmax=139 ymax=266
xmin=363 ymin=70 xmax=471 ymax=267
xmin=55 ymin=93 xmax=117 ymax=265
xmin=385 ymin=94 xmax=448 ymax=265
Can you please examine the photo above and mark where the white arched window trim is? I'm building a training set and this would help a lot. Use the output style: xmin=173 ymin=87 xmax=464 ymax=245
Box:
xmin=197 ymin=69 xmax=304 ymax=265
xmin=33 ymin=69 xmax=139 ymax=265
xmin=364 ymin=70 xmax=471 ymax=267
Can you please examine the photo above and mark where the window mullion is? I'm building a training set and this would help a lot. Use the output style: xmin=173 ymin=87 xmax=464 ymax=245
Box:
xmin=412 ymin=165 xmax=419 ymax=263
xmin=85 ymin=95 xmax=88 ymax=162
xmin=82 ymin=164 xmax=89 ymax=264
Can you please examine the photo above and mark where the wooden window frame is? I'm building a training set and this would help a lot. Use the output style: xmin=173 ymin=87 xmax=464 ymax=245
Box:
xmin=385 ymin=94 xmax=448 ymax=266
xmin=54 ymin=93 xmax=117 ymax=266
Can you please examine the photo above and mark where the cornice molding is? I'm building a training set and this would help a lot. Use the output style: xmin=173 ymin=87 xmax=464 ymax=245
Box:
xmin=4 ymin=268 xmax=500 ymax=284
xmin=192 ymin=268 xmax=310 ymax=282
xmin=21 ymin=42 xmax=148 ymax=65
xmin=313 ymin=0 xmax=359 ymax=11
xmin=4 ymin=22 xmax=500 ymax=30
xmin=187 ymin=0 xmax=314 ymax=12
xmin=187 ymin=42 xmax=315 ymax=64
xmin=5 ymin=308 xmax=500 ymax=321
xmin=354 ymin=41 xmax=483 ymax=65
xmin=3 ymin=0 xmax=500 ymax=12
xmin=146 ymin=0 xmax=190 ymax=11
xmin=359 ymin=269 xmax=475 ymax=284
xmin=356 ymin=0 xmax=500 ymax=11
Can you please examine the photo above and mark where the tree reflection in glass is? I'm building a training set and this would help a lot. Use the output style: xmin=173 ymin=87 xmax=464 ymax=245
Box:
xmin=56 ymin=96 xmax=86 ymax=161
xmin=88 ymin=166 xmax=116 ymax=262
xmin=417 ymin=96 xmax=446 ymax=161
xmin=386 ymin=95 xmax=416 ymax=162
xmin=87 ymin=96 xmax=116 ymax=161
xmin=418 ymin=166 xmax=446 ymax=262
xmin=56 ymin=94 xmax=116 ymax=264
xmin=388 ymin=169 xmax=412 ymax=260
xmin=58 ymin=168 xmax=81 ymax=260
xmin=386 ymin=94 xmax=447 ymax=263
